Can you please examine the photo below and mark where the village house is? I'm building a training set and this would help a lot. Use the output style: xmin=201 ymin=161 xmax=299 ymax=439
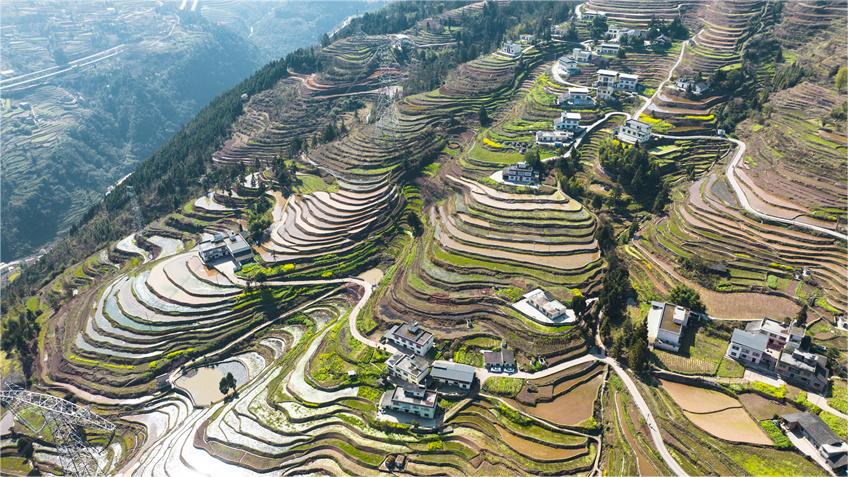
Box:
xmin=525 ymin=289 xmax=570 ymax=321
xmin=675 ymin=77 xmax=709 ymax=95
xmin=386 ymin=353 xmax=431 ymax=385
xmin=727 ymin=329 xmax=769 ymax=365
xmin=646 ymin=301 xmax=690 ymax=352
xmin=776 ymin=345 xmax=829 ymax=392
xmin=557 ymin=55 xmax=580 ymax=76
xmin=535 ymin=130 xmax=572 ymax=147
xmin=519 ymin=34 xmax=536 ymax=44
xmin=596 ymin=69 xmax=619 ymax=88
xmin=618 ymin=28 xmax=646 ymax=40
xmin=198 ymin=231 xmax=254 ymax=268
xmin=499 ymin=41 xmax=523 ymax=58
xmin=572 ymin=47 xmax=592 ymax=63
xmin=607 ymin=25 xmax=622 ymax=39
xmin=383 ymin=321 xmax=434 ymax=356
xmin=380 ymin=384 xmax=438 ymax=419
xmin=502 ymin=162 xmax=540 ymax=185
xmin=430 ymin=361 xmax=476 ymax=390
xmin=615 ymin=119 xmax=653 ymax=145
xmin=561 ymin=86 xmax=594 ymax=107
xmin=616 ymin=72 xmax=639 ymax=91
xmin=597 ymin=84 xmax=616 ymax=100
xmin=483 ymin=348 xmax=516 ymax=374
xmin=596 ymin=42 xmax=620 ymax=56
xmin=782 ymin=413 xmax=848 ymax=474
xmin=726 ymin=319 xmax=829 ymax=392
xmin=748 ymin=318 xmax=805 ymax=350
xmin=555 ymin=111 xmax=581 ymax=131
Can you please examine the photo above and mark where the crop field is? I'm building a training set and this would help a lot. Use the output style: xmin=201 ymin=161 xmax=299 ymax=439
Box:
xmin=645 ymin=380 xmax=826 ymax=476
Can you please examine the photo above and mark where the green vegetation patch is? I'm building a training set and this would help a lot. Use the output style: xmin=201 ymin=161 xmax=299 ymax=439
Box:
xmin=483 ymin=377 xmax=524 ymax=397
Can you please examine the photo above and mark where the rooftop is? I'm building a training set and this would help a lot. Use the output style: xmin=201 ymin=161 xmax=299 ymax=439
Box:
xmin=387 ymin=353 xmax=430 ymax=377
xmin=564 ymin=112 xmax=582 ymax=120
xmin=625 ymin=119 xmax=652 ymax=128
xmin=597 ymin=69 xmax=618 ymax=76
xmin=647 ymin=301 xmax=687 ymax=337
xmin=618 ymin=73 xmax=638 ymax=80
xmin=568 ymin=87 xmax=590 ymax=94
xmin=381 ymin=385 xmax=438 ymax=409
xmin=731 ymin=328 xmax=769 ymax=352
xmin=784 ymin=412 xmax=843 ymax=448
xmin=483 ymin=349 xmax=515 ymax=366
xmin=430 ymin=361 xmax=476 ymax=384
xmin=387 ymin=321 xmax=433 ymax=346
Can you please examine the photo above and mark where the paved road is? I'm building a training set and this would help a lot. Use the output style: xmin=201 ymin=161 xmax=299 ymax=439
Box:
xmin=654 ymin=133 xmax=848 ymax=242
xmin=635 ymin=39 xmax=689 ymax=118
xmin=601 ymin=357 xmax=690 ymax=477
xmin=806 ymin=392 xmax=848 ymax=421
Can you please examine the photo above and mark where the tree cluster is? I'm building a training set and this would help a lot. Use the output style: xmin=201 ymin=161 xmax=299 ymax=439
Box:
xmin=1 ymin=309 xmax=41 ymax=382
xmin=598 ymin=140 xmax=667 ymax=212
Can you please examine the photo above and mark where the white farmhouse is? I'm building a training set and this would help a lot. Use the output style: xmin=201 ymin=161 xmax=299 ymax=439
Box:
xmin=596 ymin=69 xmax=619 ymax=88
xmin=502 ymin=162 xmax=540 ymax=185
xmin=573 ymin=47 xmax=592 ymax=63
xmin=554 ymin=111 xmax=581 ymax=131
xmin=380 ymin=384 xmax=437 ymax=419
xmin=616 ymin=72 xmax=639 ymax=91
xmin=596 ymin=42 xmax=620 ymax=56
xmin=383 ymin=321 xmax=434 ymax=356
xmin=535 ymin=130 xmax=572 ymax=147
xmin=563 ymin=87 xmax=594 ymax=107
xmin=499 ymin=41 xmax=523 ymax=58
xmin=616 ymin=119 xmax=653 ymax=145
xmin=557 ymin=56 xmax=579 ymax=76
xmin=646 ymin=301 xmax=691 ymax=352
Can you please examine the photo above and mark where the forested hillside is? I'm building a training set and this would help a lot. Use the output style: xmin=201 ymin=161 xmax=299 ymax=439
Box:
xmin=0 ymin=1 xmax=376 ymax=262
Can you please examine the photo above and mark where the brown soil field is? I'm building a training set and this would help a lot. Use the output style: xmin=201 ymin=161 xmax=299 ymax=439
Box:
xmin=660 ymin=379 xmax=741 ymax=413
xmin=738 ymin=393 xmax=798 ymax=420
xmin=702 ymin=291 xmax=800 ymax=321
xmin=497 ymin=427 xmax=585 ymax=461
xmin=512 ymin=374 xmax=603 ymax=426
xmin=684 ymin=408 xmax=772 ymax=445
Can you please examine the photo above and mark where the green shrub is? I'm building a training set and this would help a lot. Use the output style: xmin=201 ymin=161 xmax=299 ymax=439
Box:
xmin=483 ymin=377 xmax=524 ymax=397
xmin=759 ymin=420 xmax=791 ymax=449
xmin=751 ymin=381 xmax=786 ymax=400
xmin=821 ymin=412 xmax=848 ymax=440
xmin=829 ymin=382 xmax=848 ymax=414
xmin=795 ymin=391 xmax=822 ymax=414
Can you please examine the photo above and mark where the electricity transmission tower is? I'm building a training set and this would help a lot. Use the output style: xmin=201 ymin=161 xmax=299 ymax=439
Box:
xmin=1 ymin=385 xmax=116 ymax=477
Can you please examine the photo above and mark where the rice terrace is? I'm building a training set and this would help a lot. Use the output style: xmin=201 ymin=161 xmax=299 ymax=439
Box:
xmin=0 ymin=1 xmax=847 ymax=476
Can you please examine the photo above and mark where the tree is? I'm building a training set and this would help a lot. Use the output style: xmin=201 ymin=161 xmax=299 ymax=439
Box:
xmin=219 ymin=372 xmax=237 ymax=395
xmin=524 ymin=148 xmax=543 ymax=173
xmin=589 ymin=15 xmax=608 ymax=40
xmin=478 ymin=106 xmax=490 ymax=126
xmin=668 ymin=285 xmax=705 ymax=314
xmin=795 ymin=305 xmax=808 ymax=327
xmin=16 ymin=435 xmax=34 ymax=463
xmin=571 ymin=295 xmax=587 ymax=316
xmin=627 ymin=320 xmax=651 ymax=373
xmin=1 ymin=309 xmax=41 ymax=382
xmin=835 ymin=66 xmax=848 ymax=92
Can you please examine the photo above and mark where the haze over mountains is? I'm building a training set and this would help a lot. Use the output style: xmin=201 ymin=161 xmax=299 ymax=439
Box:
xmin=0 ymin=0 xmax=382 ymax=261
